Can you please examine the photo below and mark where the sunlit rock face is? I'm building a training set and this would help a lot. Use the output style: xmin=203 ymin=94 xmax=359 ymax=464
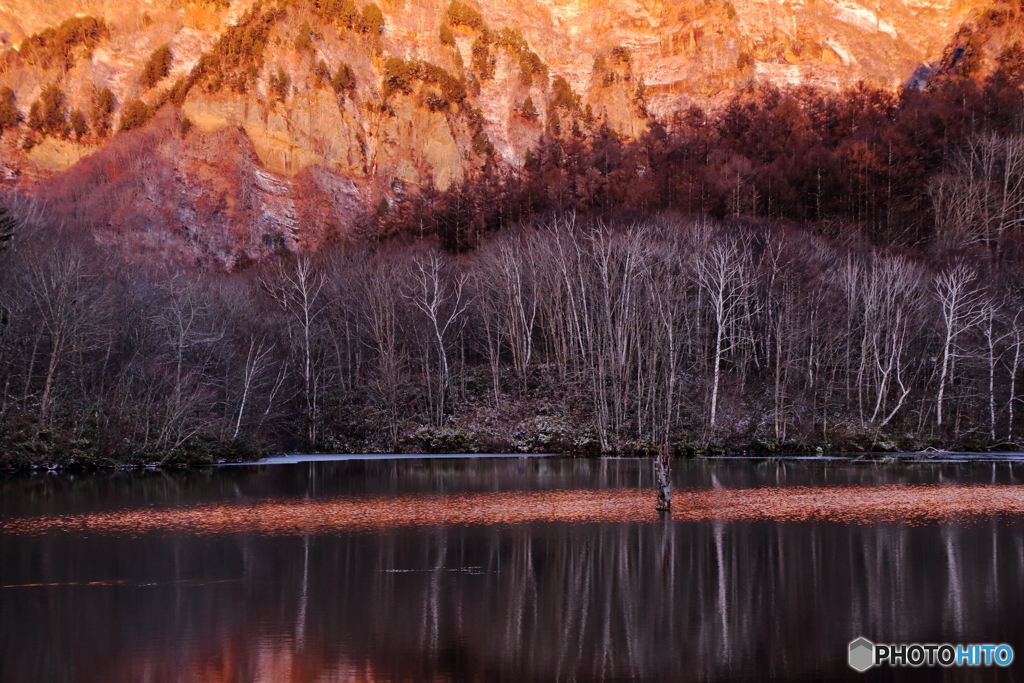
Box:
xmin=0 ymin=0 xmax=990 ymax=111
xmin=469 ymin=0 xmax=991 ymax=113
xmin=0 ymin=0 xmax=1006 ymax=265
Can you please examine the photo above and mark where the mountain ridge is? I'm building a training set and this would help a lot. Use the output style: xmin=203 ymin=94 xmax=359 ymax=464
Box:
xmin=0 ymin=0 xmax=1019 ymax=266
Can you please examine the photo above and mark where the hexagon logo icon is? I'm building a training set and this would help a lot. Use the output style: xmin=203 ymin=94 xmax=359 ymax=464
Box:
xmin=849 ymin=637 xmax=875 ymax=672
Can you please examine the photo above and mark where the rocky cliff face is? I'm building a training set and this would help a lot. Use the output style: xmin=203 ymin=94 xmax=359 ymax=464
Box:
xmin=0 ymin=0 xmax=1014 ymax=265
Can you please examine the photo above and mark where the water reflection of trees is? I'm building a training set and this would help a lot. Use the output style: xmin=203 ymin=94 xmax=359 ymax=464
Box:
xmin=3 ymin=518 xmax=1023 ymax=682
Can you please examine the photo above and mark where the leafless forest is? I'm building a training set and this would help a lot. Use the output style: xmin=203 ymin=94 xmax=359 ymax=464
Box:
xmin=4 ymin=77 xmax=1024 ymax=466
xmin=3 ymin=205 xmax=1024 ymax=465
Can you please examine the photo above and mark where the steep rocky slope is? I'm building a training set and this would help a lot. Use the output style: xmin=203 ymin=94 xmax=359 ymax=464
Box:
xmin=0 ymin=0 xmax=1016 ymax=265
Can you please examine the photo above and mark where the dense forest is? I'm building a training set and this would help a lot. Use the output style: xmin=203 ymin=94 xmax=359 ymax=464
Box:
xmin=2 ymin=57 xmax=1024 ymax=468
xmin=378 ymin=49 xmax=1024 ymax=250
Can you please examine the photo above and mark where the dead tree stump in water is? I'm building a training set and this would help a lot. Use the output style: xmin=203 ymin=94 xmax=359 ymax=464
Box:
xmin=654 ymin=443 xmax=672 ymax=511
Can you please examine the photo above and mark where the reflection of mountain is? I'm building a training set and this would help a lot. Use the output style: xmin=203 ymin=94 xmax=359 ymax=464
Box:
xmin=3 ymin=460 xmax=1024 ymax=682
xmin=0 ymin=0 xmax=1017 ymax=265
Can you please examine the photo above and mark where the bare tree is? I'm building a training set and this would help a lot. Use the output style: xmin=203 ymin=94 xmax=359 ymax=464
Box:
xmin=865 ymin=255 xmax=926 ymax=431
xmin=24 ymin=248 xmax=110 ymax=422
xmin=692 ymin=225 xmax=752 ymax=430
xmin=486 ymin=232 xmax=540 ymax=391
xmin=1005 ymin=309 xmax=1024 ymax=442
xmin=363 ymin=256 xmax=409 ymax=448
xmin=149 ymin=276 xmax=223 ymax=461
xmin=472 ymin=259 xmax=505 ymax=406
xmin=994 ymin=134 xmax=1024 ymax=250
xmin=934 ymin=264 xmax=987 ymax=429
xmin=405 ymin=250 xmax=471 ymax=426
xmin=930 ymin=133 xmax=1024 ymax=252
xmin=232 ymin=338 xmax=276 ymax=440
xmin=262 ymin=256 xmax=328 ymax=446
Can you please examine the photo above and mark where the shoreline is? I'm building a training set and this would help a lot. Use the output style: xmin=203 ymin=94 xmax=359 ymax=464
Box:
xmin=5 ymin=448 xmax=1024 ymax=476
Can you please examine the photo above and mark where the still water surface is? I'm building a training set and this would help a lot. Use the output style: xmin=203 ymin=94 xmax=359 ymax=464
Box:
xmin=2 ymin=456 xmax=1024 ymax=682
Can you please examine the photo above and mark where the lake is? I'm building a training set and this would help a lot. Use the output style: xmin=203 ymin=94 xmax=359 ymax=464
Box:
xmin=2 ymin=455 xmax=1024 ymax=682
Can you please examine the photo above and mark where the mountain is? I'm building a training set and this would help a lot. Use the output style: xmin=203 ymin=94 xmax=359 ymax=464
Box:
xmin=0 ymin=0 xmax=1016 ymax=266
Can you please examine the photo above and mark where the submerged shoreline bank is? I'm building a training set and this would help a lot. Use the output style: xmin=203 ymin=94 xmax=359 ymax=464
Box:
xmin=8 ymin=484 xmax=1024 ymax=537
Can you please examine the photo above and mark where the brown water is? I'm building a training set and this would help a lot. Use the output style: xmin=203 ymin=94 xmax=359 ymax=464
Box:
xmin=2 ymin=456 xmax=1024 ymax=682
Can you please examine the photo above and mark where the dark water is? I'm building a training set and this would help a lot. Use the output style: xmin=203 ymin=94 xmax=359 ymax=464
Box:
xmin=2 ymin=457 xmax=1024 ymax=682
